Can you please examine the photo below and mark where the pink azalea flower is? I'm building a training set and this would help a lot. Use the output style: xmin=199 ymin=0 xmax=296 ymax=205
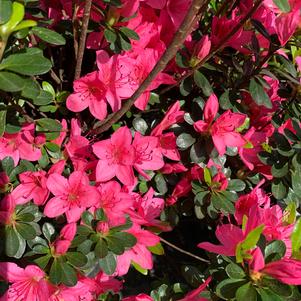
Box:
xmin=11 ymin=160 xmax=65 ymax=206
xmin=92 ymin=126 xmax=136 ymax=186
xmin=67 ymin=51 xmax=121 ymax=120
xmin=53 ymin=222 xmax=77 ymax=255
xmin=160 ymin=162 xmax=188 ymax=174
xmin=133 ymin=132 xmax=164 ymax=179
xmin=128 ymin=188 xmax=170 ymax=230
xmin=44 ymin=171 xmax=100 ymax=222
xmin=195 ymin=35 xmax=211 ymax=61
xmin=123 ymin=294 xmax=153 ymax=301
xmin=117 ymin=48 xmax=175 ymax=110
xmin=0 ymin=262 xmax=54 ymax=301
xmin=194 ymin=94 xmax=246 ymax=155
xmin=198 ymin=224 xmax=245 ymax=256
xmin=0 ymin=194 xmax=16 ymax=226
xmin=94 ymin=181 xmax=134 ymax=226
xmin=151 ymin=101 xmax=185 ymax=136
xmin=179 ymin=277 xmax=211 ymax=301
xmin=0 ymin=124 xmax=45 ymax=166
xmin=250 ymin=248 xmax=301 ymax=285
xmin=156 ymin=132 xmax=181 ymax=161
xmin=116 ymin=225 xmax=160 ymax=276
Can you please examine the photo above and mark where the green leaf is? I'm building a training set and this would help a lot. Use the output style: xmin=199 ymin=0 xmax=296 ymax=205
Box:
xmin=99 ymin=252 xmax=117 ymax=275
xmin=94 ymin=239 xmax=108 ymax=258
xmin=236 ymin=282 xmax=257 ymax=301
xmin=42 ymin=223 xmax=56 ymax=242
xmin=176 ymin=133 xmax=196 ymax=150
xmin=273 ymin=0 xmax=290 ymax=12
xmin=104 ymin=28 xmax=117 ymax=43
xmin=61 ymin=262 xmax=77 ymax=287
xmin=0 ymin=0 xmax=12 ymax=24
xmin=225 ymin=263 xmax=246 ymax=279
xmin=262 ymin=278 xmax=292 ymax=297
xmin=0 ymin=51 xmax=52 ymax=75
xmin=292 ymin=218 xmax=301 ymax=258
xmin=36 ymin=118 xmax=62 ymax=140
xmin=0 ymin=71 xmax=26 ymax=91
xmin=15 ymin=222 xmax=36 ymax=240
xmin=0 ymin=156 xmax=14 ymax=175
xmin=49 ymin=259 xmax=62 ymax=285
xmin=204 ymin=167 xmax=212 ymax=186
xmin=155 ymin=173 xmax=168 ymax=195
xmin=111 ymin=232 xmax=137 ymax=249
xmin=34 ymin=254 xmax=51 ymax=269
xmin=265 ymin=240 xmax=286 ymax=263
xmin=66 ymin=252 xmax=87 ymax=267
xmin=241 ymin=225 xmax=264 ymax=251
xmin=216 ymin=278 xmax=248 ymax=300
xmin=119 ymin=27 xmax=139 ymax=40
xmin=0 ymin=109 xmax=6 ymax=137
xmin=148 ymin=243 xmax=164 ymax=255
xmin=249 ymin=78 xmax=272 ymax=109
xmin=82 ymin=211 xmax=94 ymax=226
xmin=257 ymin=288 xmax=283 ymax=301
xmin=106 ymin=236 xmax=125 ymax=255
xmin=271 ymin=161 xmax=289 ymax=178
xmin=193 ymin=70 xmax=213 ymax=97
xmin=33 ymin=90 xmax=53 ymax=106
xmin=227 ymin=179 xmax=246 ymax=192
xmin=133 ymin=117 xmax=148 ymax=135
xmin=272 ymin=179 xmax=287 ymax=199
xmin=132 ymin=261 xmax=148 ymax=275
xmin=5 ymin=226 xmax=20 ymax=257
xmin=32 ymin=26 xmax=66 ymax=45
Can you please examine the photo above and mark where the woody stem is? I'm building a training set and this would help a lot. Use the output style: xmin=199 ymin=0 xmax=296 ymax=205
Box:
xmin=160 ymin=237 xmax=210 ymax=263
xmin=92 ymin=0 xmax=207 ymax=135
xmin=74 ymin=0 xmax=92 ymax=80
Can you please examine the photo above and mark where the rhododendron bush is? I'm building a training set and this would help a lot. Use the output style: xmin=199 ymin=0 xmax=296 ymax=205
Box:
xmin=1 ymin=0 xmax=301 ymax=300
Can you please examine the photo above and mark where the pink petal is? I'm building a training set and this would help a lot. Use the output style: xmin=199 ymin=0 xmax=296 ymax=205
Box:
xmin=46 ymin=173 xmax=69 ymax=196
xmin=66 ymin=93 xmax=89 ymax=112
xmin=44 ymin=196 xmax=68 ymax=218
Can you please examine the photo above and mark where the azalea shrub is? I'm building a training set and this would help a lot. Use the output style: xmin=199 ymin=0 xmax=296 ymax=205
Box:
xmin=1 ymin=0 xmax=301 ymax=300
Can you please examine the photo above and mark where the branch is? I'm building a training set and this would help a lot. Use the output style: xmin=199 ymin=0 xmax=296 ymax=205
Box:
xmin=92 ymin=0 xmax=207 ymax=135
xmin=160 ymin=237 xmax=210 ymax=263
xmin=74 ymin=0 xmax=92 ymax=80
xmin=160 ymin=0 xmax=263 ymax=95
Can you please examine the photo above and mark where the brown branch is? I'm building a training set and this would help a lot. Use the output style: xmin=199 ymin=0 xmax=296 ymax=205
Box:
xmin=160 ymin=237 xmax=210 ymax=263
xmin=92 ymin=0 xmax=207 ymax=135
xmin=160 ymin=0 xmax=263 ymax=95
xmin=74 ymin=0 xmax=92 ymax=80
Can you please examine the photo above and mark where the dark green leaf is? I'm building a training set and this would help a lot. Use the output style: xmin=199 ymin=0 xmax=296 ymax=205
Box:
xmin=0 ymin=0 xmax=12 ymax=24
xmin=176 ymin=133 xmax=196 ymax=150
xmin=0 ymin=52 xmax=52 ymax=75
xmin=262 ymin=278 xmax=292 ymax=297
xmin=216 ymin=278 xmax=248 ymax=300
xmin=193 ymin=70 xmax=212 ymax=97
xmin=257 ymin=288 xmax=283 ymax=301
xmin=5 ymin=226 xmax=20 ymax=257
xmin=265 ymin=240 xmax=286 ymax=263
xmin=34 ymin=254 xmax=51 ymax=269
xmin=111 ymin=232 xmax=137 ymax=248
xmin=104 ymin=28 xmax=117 ymax=43
xmin=49 ymin=259 xmax=62 ymax=285
xmin=42 ymin=223 xmax=56 ymax=242
xmin=61 ymin=262 xmax=77 ymax=287
xmin=82 ymin=211 xmax=94 ymax=226
xmin=155 ymin=173 xmax=168 ymax=195
xmin=272 ymin=179 xmax=287 ymax=199
xmin=66 ymin=252 xmax=87 ymax=267
xmin=226 ymin=263 xmax=246 ymax=279
xmin=32 ymin=26 xmax=66 ymax=45
xmin=236 ymin=282 xmax=257 ymax=301
xmin=0 ymin=71 xmax=26 ymax=92
xmin=249 ymin=78 xmax=272 ymax=109
xmin=133 ymin=117 xmax=148 ymax=135
xmin=271 ymin=161 xmax=289 ymax=178
xmin=15 ymin=222 xmax=36 ymax=240
xmin=106 ymin=236 xmax=125 ymax=255
xmin=1 ymin=156 xmax=14 ymax=175
xmin=119 ymin=27 xmax=139 ymax=40
xmin=99 ymin=252 xmax=117 ymax=275
xmin=0 ymin=110 xmax=6 ymax=137
xmin=227 ymin=179 xmax=246 ymax=192
xmin=95 ymin=239 xmax=108 ymax=258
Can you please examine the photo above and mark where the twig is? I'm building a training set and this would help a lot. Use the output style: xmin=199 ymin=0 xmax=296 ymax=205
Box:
xmin=160 ymin=0 xmax=263 ymax=95
xmin=74 ymin=0 xmax=92 ymax=80
xmin=160 ymin=237 xmax=210 ymax=263
xmin=92 ymin=0 xmax=206 ymax=135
